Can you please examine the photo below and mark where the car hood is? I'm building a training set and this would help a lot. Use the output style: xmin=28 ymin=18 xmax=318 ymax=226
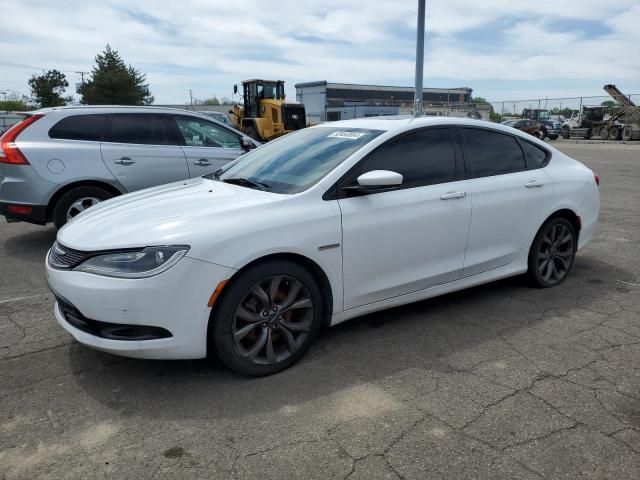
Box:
xmin=57 ymin=177 xmax=288 ymax=252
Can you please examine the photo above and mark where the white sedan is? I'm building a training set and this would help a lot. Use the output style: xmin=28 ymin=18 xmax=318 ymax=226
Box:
xmin=46 ymin=117 xmax=600 ymax=376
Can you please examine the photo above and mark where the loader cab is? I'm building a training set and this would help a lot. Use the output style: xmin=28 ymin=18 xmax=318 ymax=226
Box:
xmin=235 ymin=80 xmax=285 ymax=118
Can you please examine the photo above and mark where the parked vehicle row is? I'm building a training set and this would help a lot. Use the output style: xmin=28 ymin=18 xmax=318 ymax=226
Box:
xmin=0 ymin=106 xmax=259 ymax=228
xmin=46 ymin=117 xmax=600 ymax=376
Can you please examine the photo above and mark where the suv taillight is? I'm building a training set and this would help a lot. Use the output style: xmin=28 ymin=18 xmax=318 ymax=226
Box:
xmin=0 ymin=114 xmax=43 ymax=165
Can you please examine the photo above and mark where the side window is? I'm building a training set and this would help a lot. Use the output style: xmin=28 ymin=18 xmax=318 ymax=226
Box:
xmin=49 ymin=115 xmax=106 ymax=141
xmin=104 ymin=114 xmax=176 ymax=145
xmin=174 ymin=117 xmax=241 ymax=149
xmin=355 ymin=128 xmax=457 ymax=189
xmin=462 ymin=128 xmax=526 ymax=178
xmin=520 ymin=139 xmax=549 ymax=169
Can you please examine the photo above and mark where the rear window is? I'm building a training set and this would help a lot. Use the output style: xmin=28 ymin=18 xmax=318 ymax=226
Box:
xmin=49 ymin=114 xmax=107 ymax=141
xmin=104 ymin=114 xmax=176 ymax=145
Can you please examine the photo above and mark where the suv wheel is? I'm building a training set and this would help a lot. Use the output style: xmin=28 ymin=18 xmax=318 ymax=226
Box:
xmin=52 ymin=186 xmax=114 ymax=229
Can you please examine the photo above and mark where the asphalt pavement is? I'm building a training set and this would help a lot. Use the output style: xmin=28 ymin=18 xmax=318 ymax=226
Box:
xmin=1 ymin=140 xmax=639 ymax=479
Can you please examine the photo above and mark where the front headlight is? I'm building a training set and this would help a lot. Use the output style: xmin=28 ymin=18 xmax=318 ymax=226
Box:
xmin=74 ymin=245 xmax=189 ymax=278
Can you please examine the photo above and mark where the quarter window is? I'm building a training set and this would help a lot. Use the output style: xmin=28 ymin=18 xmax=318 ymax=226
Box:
xmin=355 ymin=128 xmax=457 ymax=189
xmin=462 ymin=128 xmax=526 ymax=178
xmin=520 ymin=139 xmax=548 ymax=169
xmin=174 ymin=117 xmax=241 ymax=148
xmin=104 ymin=114 xmax=176 ymax=145
xmin=49 ymin=115 xmax=106 ymax=141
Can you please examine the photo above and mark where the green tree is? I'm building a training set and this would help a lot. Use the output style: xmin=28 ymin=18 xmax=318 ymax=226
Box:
xmin=28 ymin=69 xmax=71 ymax=107
xmin=79 ymin=45 xmax=153 ymax=105
xmin=601 ymin=100 xmax=617 ymax=107
xmin=203 ymin=97 xmax=220 ymax=106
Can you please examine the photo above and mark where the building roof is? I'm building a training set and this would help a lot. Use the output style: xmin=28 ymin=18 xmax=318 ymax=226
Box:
xmin=295 ymin=80 xmax=472 ymax=94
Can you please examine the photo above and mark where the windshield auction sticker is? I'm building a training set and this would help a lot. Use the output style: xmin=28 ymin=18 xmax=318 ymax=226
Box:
xmin=327 ymin=131 xmax=366 ymax=140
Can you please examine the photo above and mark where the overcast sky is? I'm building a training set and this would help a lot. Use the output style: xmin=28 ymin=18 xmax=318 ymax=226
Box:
xmin=2 ymin=0 xmax=639 ymax=105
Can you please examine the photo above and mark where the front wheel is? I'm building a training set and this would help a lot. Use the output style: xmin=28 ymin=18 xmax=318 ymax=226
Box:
xmin=528 ymin=217 xmax=577 ymax=288
xmin=211 ymin=260 xmax=324 ymax=376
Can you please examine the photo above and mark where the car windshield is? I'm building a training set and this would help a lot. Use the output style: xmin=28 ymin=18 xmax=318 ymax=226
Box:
xmin=210 ymin=127 xmax=383 ymax=194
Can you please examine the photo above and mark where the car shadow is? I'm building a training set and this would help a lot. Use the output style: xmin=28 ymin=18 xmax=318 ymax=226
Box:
xmin=66 ymin=254 xmax=633 ymax=422
xmin=3 ymin=225 xmax=56 ymax=264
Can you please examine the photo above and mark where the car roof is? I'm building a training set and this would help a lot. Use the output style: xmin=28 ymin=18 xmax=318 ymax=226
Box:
xmin=31 ymin=105 xmax=209 ymax=116
xmin=314 ymin=116 xmax=510 ymax=133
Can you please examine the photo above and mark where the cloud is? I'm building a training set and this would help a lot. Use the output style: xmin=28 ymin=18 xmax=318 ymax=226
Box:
xmin=1 ymin=0 xmax=638 ymax=104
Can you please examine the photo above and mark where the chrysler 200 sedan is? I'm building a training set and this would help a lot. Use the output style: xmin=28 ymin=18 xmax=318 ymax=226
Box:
xmin=46 ymin=117 xmax=600 ymax=376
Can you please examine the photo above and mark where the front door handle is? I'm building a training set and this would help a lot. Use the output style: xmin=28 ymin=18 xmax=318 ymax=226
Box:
xmin=114 ymin=157 xmax=135 ymax=166
xmin=193 ymin=159 xmax=211 ymax=167
xmin=525 ymin=180 xmax=545 ymax=188
xmin=440 ymin=191 xmax=467 ymax=200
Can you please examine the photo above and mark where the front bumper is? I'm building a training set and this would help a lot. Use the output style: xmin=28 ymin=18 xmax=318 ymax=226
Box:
xmin=47 ymin=253 xmax=235 ymax=359
xmin=0 ymin=201 xmax=48 ymax=225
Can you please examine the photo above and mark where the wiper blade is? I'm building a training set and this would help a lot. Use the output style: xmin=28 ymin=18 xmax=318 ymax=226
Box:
xmin=222 ymin=177 xmax=271 ymax=191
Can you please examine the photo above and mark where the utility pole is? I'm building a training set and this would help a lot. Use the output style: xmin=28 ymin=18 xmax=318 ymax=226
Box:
xmin=414 ymin=0 xmax=426 ymax=117
xmin=189 ymin=89 xmax=193 ymax=106
xmin=0 ymin=91 xmax=7 ymax=102
xmin=75 ymin=71 xmax=89 ymax=84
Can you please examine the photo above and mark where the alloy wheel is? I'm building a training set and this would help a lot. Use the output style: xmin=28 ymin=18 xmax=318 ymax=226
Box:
xmin=537 ymin=222 xmax=574 ymax=284
xmin=67 ymin=197 xmax=101 ymax=221
xmin=231 ymin=275 xmax=314 ymax=365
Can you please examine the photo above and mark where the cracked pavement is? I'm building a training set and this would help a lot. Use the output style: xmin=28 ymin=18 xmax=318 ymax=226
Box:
xmin=1 ymin=141 xmax=639 ymax=479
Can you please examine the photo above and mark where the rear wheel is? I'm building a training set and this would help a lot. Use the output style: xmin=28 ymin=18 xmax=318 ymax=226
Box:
xmin=561 ymin=126 xmax=570 ymax=139
xmin=528 ymin=217 xmax=577 ymax=288
xmin=598 ymin=126 xmax=609 ymax=139
xmin=52 ymin=186 xmax=113 ymax=229
xmin=608 ymin=126 xmax=620 ymax=141
xmin=211 ymin=259 xmax=324 ymax=376
xmin=623 ymin=126 xmax=633 ymax=141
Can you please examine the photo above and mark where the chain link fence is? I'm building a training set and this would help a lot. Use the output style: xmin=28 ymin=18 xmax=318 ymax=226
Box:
xmin=488 ymin=94 xmax=640 ymax=121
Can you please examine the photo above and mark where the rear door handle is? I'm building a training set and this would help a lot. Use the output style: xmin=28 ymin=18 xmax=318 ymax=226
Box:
xmin=114 ymin=157 xmax=135 ymax=165
xmin=193 ymin=159 xmax=211 ymax=167
xmin=440 ymin=191 xmax=467 ymax=200
xmin=525 ymin=180 xmax=545 ymax=188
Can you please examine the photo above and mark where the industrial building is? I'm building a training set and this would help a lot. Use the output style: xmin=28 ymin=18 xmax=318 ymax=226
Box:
xmin=295 ymin=81 xmax=477 ymax=123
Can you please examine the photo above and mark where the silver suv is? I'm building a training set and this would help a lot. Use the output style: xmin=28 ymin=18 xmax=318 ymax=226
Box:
xmin=0 ymin=106 xmax=258 ymax=228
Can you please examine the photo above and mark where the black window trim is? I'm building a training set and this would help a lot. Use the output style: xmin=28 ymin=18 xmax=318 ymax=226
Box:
xmin=103 ymin=113 xmax=181 ymax=146
xmin=169 ymin=114 xmax=243 ymax=148
xmin=456 ymin=125 xmax=551 ymax=179
xmin=323 ymin=125 xmax=465 ymax=200
xmin=48 ymin=113 xmax=108 ymax=142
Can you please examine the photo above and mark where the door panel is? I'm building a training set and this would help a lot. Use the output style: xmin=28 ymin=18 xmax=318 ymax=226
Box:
xmin=460 ymin=127 xmax=553 ymax=276
xmin=463 ymin=171 xmax=552 ymax=276
xmin=100 ymin=114 xmax=189 ymax=192
xmin=339 ymin=181 xmax=472 ymax=309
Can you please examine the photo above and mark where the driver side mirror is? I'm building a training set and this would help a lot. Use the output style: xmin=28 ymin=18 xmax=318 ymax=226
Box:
xmin=342 ymin=170 xmax=403 ymax=196
xmin=240 ymin=136 xmax=256 ymax=150
xmin=233 ymin=84 xmax=238 ymax=95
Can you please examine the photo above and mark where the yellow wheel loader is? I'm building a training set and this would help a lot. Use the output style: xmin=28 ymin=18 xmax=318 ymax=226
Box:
xmin=229 ymin=80 xmax=306 ymax=141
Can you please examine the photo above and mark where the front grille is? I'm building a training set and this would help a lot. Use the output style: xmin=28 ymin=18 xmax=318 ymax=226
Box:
xmin=48 ymin=242 xmax=92 ymax=269
xmin=282 ymin=104 xmax=306 ymax=130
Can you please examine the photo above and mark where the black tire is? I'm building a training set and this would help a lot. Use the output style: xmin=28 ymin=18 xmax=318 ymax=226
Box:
xmin=52 ymin=186 xmax=114 ymax=229
xmin=527 ymin=217 xmax=577 ymax=288
xmin=549 ymin=133 xmax=559 ymax=140
xmin=598 ymin=126 xmax=609 ymax=139
xmin=211 ymin=259 xmax=324 ymax=376
xmin=561 ymin=127 xmax=570 ymax=139
xmin=608 ymin=127 xmax=620 ymax=141
xmin=622 ymin=126 xmax=633 ymax=141
xmin=244 ymin=124 xmax=261 ymax=142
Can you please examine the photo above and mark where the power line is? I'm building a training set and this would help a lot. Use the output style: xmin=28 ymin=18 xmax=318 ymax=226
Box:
xmin=0 ymin=60 xmax=78 ymax=75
